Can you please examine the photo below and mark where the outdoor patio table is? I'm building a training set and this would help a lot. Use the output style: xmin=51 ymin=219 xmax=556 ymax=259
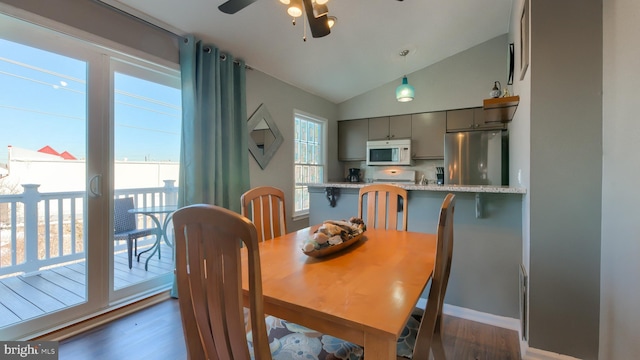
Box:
xmin=128 ymin=205 xmax=177 ymax=270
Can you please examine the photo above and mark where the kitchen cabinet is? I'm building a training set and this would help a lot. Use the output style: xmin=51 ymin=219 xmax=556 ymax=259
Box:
xmin=411 ymin=111 xmax=446 ymax=159
xmin=446 ymin=107 xmax=506 ymax=132
xmin=338 ymin=119 xmax=368 ymax=161
xmin=368 ymin=115 xmax=411 ymax=140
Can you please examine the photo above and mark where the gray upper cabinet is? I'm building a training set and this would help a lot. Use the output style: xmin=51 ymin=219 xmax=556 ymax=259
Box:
xmin=389 ymin=115 xmax=412 ymax=139
xmin=368 ymin=115 xmax=411 ymax=140
xmin=338 ymin=119 xmax=368 ymax=161
xmin=446 ymin=107 xmax=506 ymax=132
xmin=368 ymin=116 xmax=390 ymax=140
xmin=340 ymin=107 xmax=504 ymax=162
xmin=411 ymin=111 xmax=446 ymax=159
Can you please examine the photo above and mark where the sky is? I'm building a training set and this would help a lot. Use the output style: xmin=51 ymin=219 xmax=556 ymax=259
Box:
xmin=0 ymin=38 xmax=182 ymax=164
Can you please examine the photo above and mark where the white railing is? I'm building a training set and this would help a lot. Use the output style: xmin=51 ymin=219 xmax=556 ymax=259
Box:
xmin=0 ymin=180 xmax=178 ymax=276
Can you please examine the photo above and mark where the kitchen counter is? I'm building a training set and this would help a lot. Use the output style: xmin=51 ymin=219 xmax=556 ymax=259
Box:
xmin=309 ymin=182 xmax=527 ymax=194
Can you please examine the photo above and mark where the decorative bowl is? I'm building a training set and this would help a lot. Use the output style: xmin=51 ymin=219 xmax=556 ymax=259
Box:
xmin=302 ymin=233 xmax=364 ymax=258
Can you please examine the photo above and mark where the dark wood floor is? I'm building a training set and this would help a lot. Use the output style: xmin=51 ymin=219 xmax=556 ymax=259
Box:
xmin=59 ymin=299 xmax=521 ymax=360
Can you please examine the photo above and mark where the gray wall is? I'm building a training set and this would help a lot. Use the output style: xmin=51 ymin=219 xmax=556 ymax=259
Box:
xmin=600 ymin=0 xmax=640 ymax=358
xmin=338 ymin=34 xmax=510 ymax=120
xmin=527 ymin=0 xmax=602 ymax=358
xmin=245 ymin=70 xmax=339 ymax=232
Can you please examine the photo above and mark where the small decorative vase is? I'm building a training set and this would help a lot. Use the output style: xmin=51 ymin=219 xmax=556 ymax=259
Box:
xmin=490 ymin=81 xmax=502 ymax=98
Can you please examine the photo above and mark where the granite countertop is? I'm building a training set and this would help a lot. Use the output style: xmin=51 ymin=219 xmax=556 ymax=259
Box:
xmin=308 ymin=182 xmax=527 ymax=194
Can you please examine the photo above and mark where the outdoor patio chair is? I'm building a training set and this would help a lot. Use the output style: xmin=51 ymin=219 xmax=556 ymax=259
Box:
xmin=113 ymin=197 xmax=159 ymax=269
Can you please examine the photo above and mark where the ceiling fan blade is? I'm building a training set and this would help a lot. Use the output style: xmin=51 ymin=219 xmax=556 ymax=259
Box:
xmin=302 ymin=0 xmax=330 ymax=38
xmin=218 ymin=0 xmax=259 ymax=14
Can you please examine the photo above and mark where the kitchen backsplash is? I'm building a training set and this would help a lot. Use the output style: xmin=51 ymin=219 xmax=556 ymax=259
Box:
xmin=339 ymin=159 xmax=444 ymax=184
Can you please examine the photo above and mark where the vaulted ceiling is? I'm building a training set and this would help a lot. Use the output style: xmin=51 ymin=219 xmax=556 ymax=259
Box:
xmin=103 ymin=0 xmax=514 ymax=103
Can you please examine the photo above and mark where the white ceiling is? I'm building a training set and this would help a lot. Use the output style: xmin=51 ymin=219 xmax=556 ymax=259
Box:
xmin=105 ymin=0 xmax=514 ymax=104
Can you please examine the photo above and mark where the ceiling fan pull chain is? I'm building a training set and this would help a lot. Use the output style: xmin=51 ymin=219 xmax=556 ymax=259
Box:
xmin=303 ymin=10 xmax=307 ymax=41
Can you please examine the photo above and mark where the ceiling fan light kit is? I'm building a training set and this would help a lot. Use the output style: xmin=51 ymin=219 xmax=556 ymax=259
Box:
xmin=218 ymin=0 xmax=334 ymax=41
xmin=287 ymin=0 xmax=303 ymax=17
xmin=312 ymin=3 xmax=329 ymax=17
xmin=327 ymin=16 xmax=337 ymax=28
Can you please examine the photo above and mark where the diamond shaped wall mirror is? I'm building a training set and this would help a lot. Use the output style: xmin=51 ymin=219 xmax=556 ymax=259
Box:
xmin=247 ymin=103 xmax=283 ymax=169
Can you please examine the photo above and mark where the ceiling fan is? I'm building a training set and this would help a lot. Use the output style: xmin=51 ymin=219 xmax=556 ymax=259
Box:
xmin=218 ymin=0 xmax=331 ymax=38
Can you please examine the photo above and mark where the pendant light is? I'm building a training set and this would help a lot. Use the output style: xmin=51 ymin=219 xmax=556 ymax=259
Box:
xmin=396 ymin=50 xmax=415 ymax=102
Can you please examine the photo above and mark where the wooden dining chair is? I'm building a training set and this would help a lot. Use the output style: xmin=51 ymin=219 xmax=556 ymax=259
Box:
xmin=333 ymin=192 xmax=457 ymax=360
xmin=173 ymin=204 xmax=272 ymax=359
xmin=172 ymin=204 xmax=361 ymax=360
xmin=406 ymin=193 xmax=456 ymax=360
xmin=241 ymin=186 xmax=287 ymax=242
xmin=358 ymin=184 xmax=408 ymax=230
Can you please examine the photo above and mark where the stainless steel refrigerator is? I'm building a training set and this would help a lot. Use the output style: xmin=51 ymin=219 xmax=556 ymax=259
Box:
xmin=444 ymin=130 xmax=508 ymax=186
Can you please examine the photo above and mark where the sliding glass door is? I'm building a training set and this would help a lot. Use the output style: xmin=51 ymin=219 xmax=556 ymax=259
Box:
xmin=0 ymin=11 xmax=179 ymax=340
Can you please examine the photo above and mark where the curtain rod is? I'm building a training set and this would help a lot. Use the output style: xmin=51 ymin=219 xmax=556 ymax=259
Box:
xmin=204 ymin=47 xmax=253 ymax=70
xmin=97 ymin=0 xmax=252 ymax=70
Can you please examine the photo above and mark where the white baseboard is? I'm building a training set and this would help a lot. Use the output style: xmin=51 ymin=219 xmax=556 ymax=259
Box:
xmin=33 ymin=291 xmax=171 ymax=341
xmin=416 ymin=299 xmax=527 ymax=357
xmin=524 ymin=347 xmax=582 ymax=360
xmin=415 ymin=299 xmax=521 ymax=333
xmin=414 ymin=301 xmax=583 ymax=360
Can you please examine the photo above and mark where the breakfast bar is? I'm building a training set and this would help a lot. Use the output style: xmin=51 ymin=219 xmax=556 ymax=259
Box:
xmin=307 ymin=183 xmax=526 ymax=322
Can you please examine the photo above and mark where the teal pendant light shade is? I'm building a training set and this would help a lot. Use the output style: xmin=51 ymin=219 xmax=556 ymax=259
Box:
xmin=396 ymin=76 xmax=415 ymax=102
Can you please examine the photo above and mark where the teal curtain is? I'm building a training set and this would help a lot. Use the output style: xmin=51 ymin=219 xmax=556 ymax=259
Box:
xmin=172 ymin=35 xmax=250 ymax=297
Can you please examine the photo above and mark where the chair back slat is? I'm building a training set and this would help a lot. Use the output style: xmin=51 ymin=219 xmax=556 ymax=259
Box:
xmin=412 ymin=193 xmax=456 ymax=360
xmin=241 ymin=186 xmax=287 ymax=242
xmin=173 ymin=204 xmax=272 ymax=360
xmin=358 ymin=184 xmax=408 ymax=231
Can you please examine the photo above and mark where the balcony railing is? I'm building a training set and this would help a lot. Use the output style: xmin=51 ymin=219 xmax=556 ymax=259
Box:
xmin=0 ymin=180 xmax=178 ymax=277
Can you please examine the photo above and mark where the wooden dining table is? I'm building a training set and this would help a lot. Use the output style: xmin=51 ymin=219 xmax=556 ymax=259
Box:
xmin=241 ymin=226 xmax=437 ymax=360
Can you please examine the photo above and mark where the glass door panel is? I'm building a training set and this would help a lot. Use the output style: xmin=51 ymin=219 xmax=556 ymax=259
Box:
xmin=111 ymin=60 xmax=180 ymax=297
xmin=0 ymin=36 xmax=89 ymax=335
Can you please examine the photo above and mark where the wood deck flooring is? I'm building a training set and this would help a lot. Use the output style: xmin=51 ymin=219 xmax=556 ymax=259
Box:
xmin=0 ymin=243 xmax=174 ymax=328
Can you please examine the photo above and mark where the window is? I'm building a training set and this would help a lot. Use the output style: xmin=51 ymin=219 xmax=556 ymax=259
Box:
xmin=294 ymin=112 xmax=326 ymax=217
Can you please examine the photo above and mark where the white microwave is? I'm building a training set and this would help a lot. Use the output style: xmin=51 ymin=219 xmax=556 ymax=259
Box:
xmin=366 ymin=139 xmax=412 ymax=166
